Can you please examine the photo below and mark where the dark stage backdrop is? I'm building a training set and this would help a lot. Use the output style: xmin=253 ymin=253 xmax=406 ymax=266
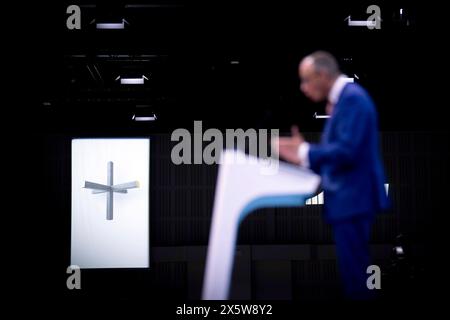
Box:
xmin=41 ymin=130 xmax=443 ymax=300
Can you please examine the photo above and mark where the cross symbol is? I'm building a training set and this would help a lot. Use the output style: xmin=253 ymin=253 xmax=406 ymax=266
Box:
xmin=84 ymin=161 xmax=140 ymax=220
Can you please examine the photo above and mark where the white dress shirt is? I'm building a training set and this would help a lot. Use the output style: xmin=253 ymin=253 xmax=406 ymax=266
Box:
xmin=297 ymin=74 xmax=350 ymax=167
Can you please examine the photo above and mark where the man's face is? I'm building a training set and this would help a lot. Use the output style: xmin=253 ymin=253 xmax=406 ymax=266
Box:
xmin=299 ymin=60 xmax=328 ymax=102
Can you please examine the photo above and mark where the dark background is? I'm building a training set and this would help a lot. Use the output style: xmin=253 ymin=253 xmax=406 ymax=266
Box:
xmin=10 ymin=0 xmax=447 ymax=314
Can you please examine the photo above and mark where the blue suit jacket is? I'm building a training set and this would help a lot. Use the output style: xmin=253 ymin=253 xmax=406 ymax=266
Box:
xmin=309 ymin=83 xmax=390 ymax=222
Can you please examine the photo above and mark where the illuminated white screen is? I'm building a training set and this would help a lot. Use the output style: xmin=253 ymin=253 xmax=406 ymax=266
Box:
xmin=71 ymin=138 xmax=150 ymax=268
xmin=305 ymin=184 xmax=389 ymax=205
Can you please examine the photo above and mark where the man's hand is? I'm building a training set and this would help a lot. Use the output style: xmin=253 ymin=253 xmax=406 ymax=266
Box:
xmin=273 ymin=126 xmax=305 ymax=165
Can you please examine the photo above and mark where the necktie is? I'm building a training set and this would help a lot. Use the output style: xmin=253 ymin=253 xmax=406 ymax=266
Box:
xmin=326 ymin=101 xmax=334 ymax=115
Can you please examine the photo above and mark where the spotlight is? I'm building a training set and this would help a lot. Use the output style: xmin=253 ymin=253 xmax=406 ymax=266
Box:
xmin=95 ymin=19 xmax=129 ymax=30
xmin=394 ymin=246 xmax=404 ymax=256
xmin=115 ymin=75 xmax=149 ymax=85
xmin=132 ymin=113 xmax=157 ymax=122
xmin=313 ymin=112 xmax=330 ymax=119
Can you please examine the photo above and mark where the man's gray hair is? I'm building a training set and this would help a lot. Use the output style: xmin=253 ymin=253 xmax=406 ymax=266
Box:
xmin=303 ymin=51 xmax=341 ymax=77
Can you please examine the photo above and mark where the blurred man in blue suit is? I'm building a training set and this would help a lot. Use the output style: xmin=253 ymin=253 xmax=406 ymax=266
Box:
xmin=277 ymin=51 xmax=390 ymax=299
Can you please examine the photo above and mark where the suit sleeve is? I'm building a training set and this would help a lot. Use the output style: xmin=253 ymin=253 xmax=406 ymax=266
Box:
xmin=308 ymin=95 xmax=370 ymax=174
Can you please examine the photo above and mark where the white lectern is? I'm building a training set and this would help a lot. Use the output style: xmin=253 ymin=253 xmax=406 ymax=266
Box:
xmin=202 ymin=149 xmax=321 ymax=300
